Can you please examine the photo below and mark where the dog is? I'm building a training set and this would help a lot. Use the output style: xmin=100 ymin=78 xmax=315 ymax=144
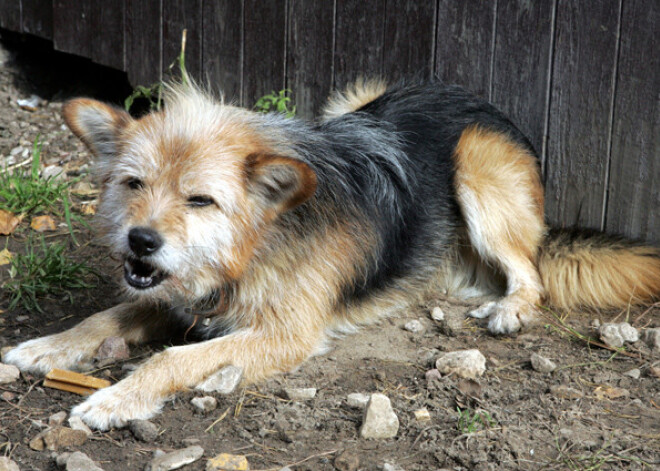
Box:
xmin=5 ymin=79 xmax=660 ymax=430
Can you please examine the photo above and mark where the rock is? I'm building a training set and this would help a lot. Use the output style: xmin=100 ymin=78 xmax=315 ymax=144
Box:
xmin=129 ymin=420 xmax=159 ymax=442
xmin=49 ymin=411 xmax=68 ymax=427
xmin=643 ymin=328 xmax=660 ymax=351
xmin=42 ymin=164 xmax=65 ymax=181
xmin=624 ymin=368 xmax=641 ymax=379
xmin=435 ymin=350 xmax=486 ymax=379
xmin=649 ymin=366 xmax=660 ymax=378
xmin=146 ymin=446 xmax=204 ymax=471
xmin=196 ymin=365 xmax=243 ymax=394
xmin=439 ymin=310 xmax=464 ymax=336
xmin=382 ymin=463 xmax=405 ymax=471
xmin=191 ymin=396 xmax=217 ymax=412
xmin=31 ymin=427 xmax=88 ymax=451
xmin=55 ymin=452 xmax=71 ymax=467
xmin=403 ymin=319 xmax=424 ymax=333
xmin=530 ymin=353 xmax=556 ymax=373
xmin=283 ymin=387 xmax=317 ymax=400
xmin=599 ymin=323 xmax=639 ymax=348
xmin=1 ymin=391 xmax=15 ymax=401
xmin=206 ymin=453 xmax=250 ymax=470
xmin=95 ymin=337 xmax=130 ymax=363
xmin=346 ymin=393 xmax=370 ymax=409
xmin=359 ymin=393 xmax=399 ymax=439
xmin=67 ymin=416 xmax=93 ymax=436
xmin=0 ymin=363 xmax=20 ymax=384
xmin=425 ymin=369 xmax=442 ymax=381
xmin=66 ymin=451 xmax=104 ymax=471
xmin=550 ymin=385 xmax=584 ymax=400
xmin=0 ymin=457 xmax=19 ymax=471
xmin=413 ymin=408 xmax=431 ymax=422
xmin=430 ymin=306 xmax=445 ymax=322
xmin=334 ymin=450 xmax=359 ymax=471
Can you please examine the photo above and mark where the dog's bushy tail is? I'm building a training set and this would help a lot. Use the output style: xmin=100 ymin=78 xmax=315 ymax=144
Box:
xmin=538 ymin=229 xmax=660 ymax=310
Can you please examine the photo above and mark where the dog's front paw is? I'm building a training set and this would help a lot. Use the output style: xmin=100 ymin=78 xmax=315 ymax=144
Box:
xmin=71 ymin=381 xmax=164 ymax=431
xmin=468 ymin=298 xmax=537 ymax=334
xmin=3 ymin=336 xmax=91 ymax=375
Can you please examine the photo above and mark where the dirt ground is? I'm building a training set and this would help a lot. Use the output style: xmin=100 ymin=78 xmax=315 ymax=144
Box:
xmin=0 ymin=34 xmax=659 ymax=471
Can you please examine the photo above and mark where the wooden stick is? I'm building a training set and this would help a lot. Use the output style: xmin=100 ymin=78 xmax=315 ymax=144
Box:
xmin=45 ymin=368 xmax=111 ymax=390
xmin=43 ymin=379 xmax=96 ymax=396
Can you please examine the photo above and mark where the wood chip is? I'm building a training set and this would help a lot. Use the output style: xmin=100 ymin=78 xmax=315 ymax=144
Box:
xmin=44 ymin=369 xmax=111 ymax=395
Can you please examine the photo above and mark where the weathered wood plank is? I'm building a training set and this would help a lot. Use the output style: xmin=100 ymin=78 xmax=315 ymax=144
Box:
xmin=90 ymin=0 xmax=124 ymax=70
xmin=242 ymin=0 xmax=286 ymax=108
xmin=334 ymin=0 xmax=387 ymax=88
xmin=125 ymin=0 xmax=162 ymax=86
xmin=202 ymin=0 xmax=242 ymax=103
xmin=52 ymin=0 xmax=93 ymax=58
xmin=605 ymin=0 xmax=660 ymax=243
xmin=382 ymin=0 xmax=435 ymax=82
xmin=21 ymin=0 xmax=53 ymax=40
xmin=544 ymin=0 xmax=620 ymax=231
xmin=163 ymin=0 xmax=202 ymax=81
xmin=435 ymin=0 xmax=495 ymax=98
xmin=0 ymin=0 xmax=22 ymax=32
xmin=490 ymin=0 xmax=554 ymax=156
xmin=286 ymin=0 xmax=334 ymax=118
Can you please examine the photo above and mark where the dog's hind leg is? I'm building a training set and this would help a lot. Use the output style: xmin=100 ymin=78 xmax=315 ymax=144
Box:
xmin=453 ymin=126 xmax=546 ymax=334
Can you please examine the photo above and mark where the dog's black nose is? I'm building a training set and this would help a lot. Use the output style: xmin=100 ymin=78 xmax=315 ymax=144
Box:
xmin=128 ymin=227 xmax=163 ymax=256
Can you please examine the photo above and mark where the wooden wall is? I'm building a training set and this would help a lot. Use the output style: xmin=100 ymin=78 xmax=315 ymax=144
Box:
xmin=1 ymin=0 xmax=659 ymax=243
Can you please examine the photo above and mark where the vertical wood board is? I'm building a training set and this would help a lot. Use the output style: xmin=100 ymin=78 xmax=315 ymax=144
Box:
xmin=21 ymin=0 xmax=53 ymax=39
xmin=125 ymin=0 xmax=162 ymax=86
xmin=162 ymin=0 xmax=202 ymax=80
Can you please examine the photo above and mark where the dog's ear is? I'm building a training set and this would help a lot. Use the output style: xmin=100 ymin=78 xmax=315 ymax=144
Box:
xmin=245 ymin=153 xmax=317 ymax=211
xmin=62 ymin=99 xmax=132 ymax=160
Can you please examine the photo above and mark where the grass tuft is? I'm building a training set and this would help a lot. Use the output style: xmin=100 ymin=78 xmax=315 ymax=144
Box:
xmin=254 ymin=89 xmax=296 ymax=117
xmin=456 ymin=407 xmax=496 ymax=433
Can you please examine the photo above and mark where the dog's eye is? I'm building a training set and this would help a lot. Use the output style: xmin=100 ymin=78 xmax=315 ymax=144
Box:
xmin=187 ymin=195 xmax=215 ymax=208
xmin=124 ymin=177 xmax=144 ymax=190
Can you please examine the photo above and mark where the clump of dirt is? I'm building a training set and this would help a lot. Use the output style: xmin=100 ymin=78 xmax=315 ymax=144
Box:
xmin=0 ymin=35 xmax=658 ymax=471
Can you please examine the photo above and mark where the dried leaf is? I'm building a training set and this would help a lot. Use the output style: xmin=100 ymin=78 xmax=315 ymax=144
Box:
xmin=81 ymin=202 xmax=97 ymax=215
xmin=0 ymin=248 xmax=12 ymax=266
xmin=30 ymin=215 xmax=57 ymax=232
xmin=0 ymin=209 xmax=21 ymax=235
xmin=594 ymin=386 xmax=629 ymax=400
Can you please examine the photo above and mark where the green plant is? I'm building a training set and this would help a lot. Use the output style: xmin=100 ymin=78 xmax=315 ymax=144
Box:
xmin=4 ymin=235 xmax=94 ymax=312
xmin=254 ymin=89 xmax=296 ymax=117
xmin=456 ymin=407 xmax=496 ymax=433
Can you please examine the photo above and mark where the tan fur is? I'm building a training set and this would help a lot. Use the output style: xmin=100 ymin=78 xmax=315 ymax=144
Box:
xmin=322 ymin=78 xmax=388 ymax=119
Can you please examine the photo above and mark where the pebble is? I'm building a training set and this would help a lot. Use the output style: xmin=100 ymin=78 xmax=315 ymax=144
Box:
xmin=129 ymin=420 xmax=159 ymax=442
xmin=346 ymin=393 xmax=370 ymax=409
xmin=55 ymin=452 xmax=71 ymax=467
xmin=0 ymin=363 xmax=20 ymax=384
xmin=206 ymin=453 xmax=249 ymax=470
xmin=530 ymin=353 xmax=556 ymax=373
xmin=643 ymin=328 xmax=660 ymax=351
xmin=624 ymin=368 xmax=641 ymax=379
xmin=550 ymin=385 xmax=584 ymax=400
xmin=42 ymin=164 xmax=65 ymax=180
xmin=382 ymin=463 xmax=405 ymax=471
xmin=68 ymin=416 xmax=93 ymax=436
xmin=430 ymin=306 xmax=445 ymax=322
xmin=435 ymin=349 xmax=486 ymax=379
xmin=1 ymin=391 xmax=15 ymax=401
xmin=425 ymin=369 xmax=442 ymax=381
xmin=403 ymin=319 xmax=424 ymax=333
xmin=334 ymin=450 xmax=360 ymax=471
xmin=359 ymin=393 xmax=399 ymax=439
xmin=146 ymin=446 xmax=204 ymax=471
xmin=598 ymin=322 xmax=639 ymax=348
xmin=30 ymin=427 xmax=88 ymax=451
xmin=95 ymin=337 xmax=130 ymax=364
xmin=66 ymin=451 xmax=105 ymax=471
xmin=196 ymin=365 xmax=243 ymax=394
xmin=439 ymin=310 xmax=464 ymax=336
xmin=48 ymin=411 xmax=68 ymax=427
xmin=283 ymin=387 xmax=317 ymax=400
xmin=191 ymin=396 xmax=217 ymax=412
xmin=414 ymin=408 xmax=431 ymax=422
xmin=0 ymin=457 xmax=19 ymax=471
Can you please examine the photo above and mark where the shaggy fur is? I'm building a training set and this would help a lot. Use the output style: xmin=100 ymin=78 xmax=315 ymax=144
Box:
xmin=5 ymin=80 xmax=660 ymax=430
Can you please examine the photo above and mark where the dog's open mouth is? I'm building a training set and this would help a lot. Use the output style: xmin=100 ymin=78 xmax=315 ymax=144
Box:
xmin=123 ymin=257 xmax=169 ymax=289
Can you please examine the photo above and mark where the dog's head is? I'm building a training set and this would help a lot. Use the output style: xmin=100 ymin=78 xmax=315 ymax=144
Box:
xmin=63 ymin=85 xmax=316 ymax=303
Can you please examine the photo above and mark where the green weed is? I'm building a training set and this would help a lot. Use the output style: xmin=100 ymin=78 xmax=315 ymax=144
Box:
xmin=456 ymin=407 xmax=496 ymax=433
xmin=4 ymin=235 xmax=94 ymax=312
xmin=254 ymin=89 xmax=296 ymax=117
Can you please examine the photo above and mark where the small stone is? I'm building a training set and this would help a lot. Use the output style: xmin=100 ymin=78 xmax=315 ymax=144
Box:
xmin=347 ymin=393 xmax=370 ymax=409
xmin=599 ymin=323 xmax=639 ymax=348
xmin=66 ymin=451 xmax=104 ymax=471
xmin=382 ymin=463 xmax=405 ymax=471
xmin=1 ymin=391 xmax=15 ymax=401
xmin=67 ymin=416 xmax=93 ymax=436
xmin=55 ymin=452 xmax=71 ymax=467
xmin=283 ymin=387 xmax=317 ymax=400
xmin=435 ymin=350 xmax=486 ymax=379
xmin=205 ymin=453 xmax=249 ymax=471
xmin=43 ymin=427 xmax=88 ymax=451
xmin=643 ymin=328 xmax=660 ymax=351
xmin=334 ymin=450 xmax=359 ymax=471
xmin=359 ymin=393 xmax=399 ymax=439
xmin=191 ymin=396 xmax=217 ymax=412
xmin=0 ymin=457 xmax=20 ymax=471
xmin=196 ymin=365 xmax=243 ymax=394
xmin=590 ymin=319 xmax=601 ymax=329
xmin=95 ymin=337 xmax=130 ymax=363
xmin=414 ymin=408 xmax=431 ymax=422
xmin=550 ymin=385 xmax=584 ymax=400
xmin=146 ymin=446 xmax=204 ymax=471
xmin=42 ymin=165 xmax=65 ymax=181
xmin=49 ymin=411 xmax=68 ymax=426
xmin=181 ymin=437 xmax=200 ymax=446
xmin=0 ymin=363 xmax=20 ymax=384
xmin=403 ymin=319 xmax=424 ymax=333
xmin=530 ymin=353 xmax=556 ymax=373
xmin=439 ymin=310 xmax=464 ymax=336
xmin=624 ymin=368 xmax=641 ymax=379
xmin=430 ymin=307 xmax=445 ymax=322
xmin=425 ymin=369 xmax=442 ymax=381
xmin=129 ymin=420 xmax=159 ymax=442
xmin=649 ymin=366 xmax=660 ymax=378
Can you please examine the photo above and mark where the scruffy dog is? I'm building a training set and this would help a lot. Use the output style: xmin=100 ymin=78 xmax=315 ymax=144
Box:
xmin=6 ymin=80 xmax=660 ymax=430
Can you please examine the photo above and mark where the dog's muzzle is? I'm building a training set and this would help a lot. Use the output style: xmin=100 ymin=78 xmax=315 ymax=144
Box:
xmin=123 ymin=257 xmax=168 ymax=289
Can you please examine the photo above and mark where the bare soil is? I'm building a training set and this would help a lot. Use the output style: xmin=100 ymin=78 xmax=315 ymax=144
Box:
xmin=0 ymin=34 xmax=659 ymax=471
